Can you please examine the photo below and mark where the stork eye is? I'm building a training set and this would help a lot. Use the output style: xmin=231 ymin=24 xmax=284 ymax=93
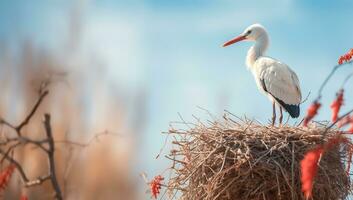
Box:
xmin=247 ymin=30 xmax=252 ymax=35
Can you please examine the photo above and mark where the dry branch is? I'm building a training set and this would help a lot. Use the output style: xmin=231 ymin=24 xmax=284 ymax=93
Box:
xmin=0 ymin=90 xmax=65 ymax=199
xmin=0 ymin=86 xmax=122 ymax=199
xmin=43 ymin=114 xmax=63 ymax=200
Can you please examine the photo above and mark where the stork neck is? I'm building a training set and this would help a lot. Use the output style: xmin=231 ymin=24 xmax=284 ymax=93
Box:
xmin=246 ymin=34 xmax=269 ymax=69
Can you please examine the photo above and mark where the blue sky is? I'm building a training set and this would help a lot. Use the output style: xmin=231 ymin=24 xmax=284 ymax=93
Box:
xmin=1 ymin=0 xmax=353 ymax=178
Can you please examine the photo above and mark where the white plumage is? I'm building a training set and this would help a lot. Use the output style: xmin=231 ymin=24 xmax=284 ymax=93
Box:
xmin=255 ymin=57 xmax=301 ymax=105
xmin=223 ymin=24 xmax=302 ymax=125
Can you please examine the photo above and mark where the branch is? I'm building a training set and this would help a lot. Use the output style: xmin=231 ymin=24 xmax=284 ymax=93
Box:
xmin=316 ymin=60 xmax=353 ymax=100
xmin=321 ymin=108 xmax=353 ymax=141
xmin=0 ymin=89 xmax=58 ymax=191
xmin=0 ymin=87 xmax=112 ymax=199
xmin=0 ymin=148 xmax=30 ymax=183
xmin=54 ymin=130 xmax=119 ymax=148
xmin=340 ymin=71 xmax=353 ymax=89
xmin=0 ymin=143 xmax=51 ymax=188
xmin=16 ymin=90 xmax=49 ymax=134
xmin=25 ymin=175 xmax=51 ymax=187
xmin=43 ymin=114 xmax=63 ymax=200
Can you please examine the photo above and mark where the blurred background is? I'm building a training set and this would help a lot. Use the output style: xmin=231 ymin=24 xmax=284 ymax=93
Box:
xmin=1 ymin=0 xmax=353 ymax=199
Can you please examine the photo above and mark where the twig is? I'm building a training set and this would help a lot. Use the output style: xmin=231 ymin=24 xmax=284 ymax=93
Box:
xmin=43 ymin=114 xmax=63 ymax=200
xmin=321 ymin=108 xmax=353 ymax=140
xmin=54 ymin=131 xmax=119 ymax=148
xmin=25 ymin=175 xmax=51 ymax=187
xmin=0 ymin=89 xmax=63 ymax=198
xmin=340 ymin=71 xmax=353 ymax=89
xmin=300 ymin=91 xmax=311 ymax=104
xmin=316 ymin=60 xmax=353 ymax=100
xmin=0 ymin=148 xmax=30 ymax=183
xmin=16 ymin=90 xmax=49 ymax=134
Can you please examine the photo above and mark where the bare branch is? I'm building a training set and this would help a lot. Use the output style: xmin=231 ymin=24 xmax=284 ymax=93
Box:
xmin=16 ymin=90 xmax=49 ymax=134
xmin=25 ymin=175 xmax=51 ymax=187
xmin=43 ymin=114 xmax=63 ymax=200
xmin=316 ymin=61 xmax=353 ymax=100
xmin=0 ymin=148 xmax=30 ymax=183
xmin=54 ymin=131 xmax=119 ymax=148
xmin=0 ymin=86 xmax=113 ymax=199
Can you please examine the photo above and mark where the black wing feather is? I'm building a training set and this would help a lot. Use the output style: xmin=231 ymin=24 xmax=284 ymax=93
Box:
xmin=260 ymin=79 xmax=300 ymax=118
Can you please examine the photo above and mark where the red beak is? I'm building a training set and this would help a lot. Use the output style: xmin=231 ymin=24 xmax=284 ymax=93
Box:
xmin=222 ymin=35 xmax=246 ymax=47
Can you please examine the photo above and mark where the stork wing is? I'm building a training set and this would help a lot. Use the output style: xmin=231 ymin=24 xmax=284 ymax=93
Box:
xmin=259 ymin=59 xmax=302 ymax=105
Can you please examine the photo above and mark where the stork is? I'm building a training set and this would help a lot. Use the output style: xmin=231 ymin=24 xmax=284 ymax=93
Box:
xmin=223 ymin=24 xmax=302 ymax=125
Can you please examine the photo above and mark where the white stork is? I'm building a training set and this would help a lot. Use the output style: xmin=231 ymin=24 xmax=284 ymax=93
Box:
xmin=223 ymin=24 xmax=302 ymax=125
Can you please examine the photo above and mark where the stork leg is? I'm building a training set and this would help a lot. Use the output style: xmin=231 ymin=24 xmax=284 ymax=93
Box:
xmin=272 ymin=101 xmax=276 ymax=126
xmin=279 ymin=106 xmax=283 ymax=126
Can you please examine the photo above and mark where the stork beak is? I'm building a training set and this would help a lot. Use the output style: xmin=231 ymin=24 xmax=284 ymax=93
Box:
xmin=222 ymin=35 xmax=246 ymax=47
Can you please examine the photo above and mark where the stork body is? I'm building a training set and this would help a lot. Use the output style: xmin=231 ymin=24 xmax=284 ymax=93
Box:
xmin=223 ymin=24 xmax=301 ymax=125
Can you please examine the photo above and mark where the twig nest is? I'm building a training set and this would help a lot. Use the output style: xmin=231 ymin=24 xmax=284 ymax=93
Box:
xmin=164 ymin=116 xmax=351 ymax=200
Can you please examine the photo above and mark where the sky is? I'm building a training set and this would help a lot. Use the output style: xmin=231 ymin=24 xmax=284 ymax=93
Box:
xmin=1 ymin=0 xmax=353 ymax=179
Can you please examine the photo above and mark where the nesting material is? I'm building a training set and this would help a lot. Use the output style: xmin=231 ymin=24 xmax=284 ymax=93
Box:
xmin=165 ymin=116 xmax=351 ymax=200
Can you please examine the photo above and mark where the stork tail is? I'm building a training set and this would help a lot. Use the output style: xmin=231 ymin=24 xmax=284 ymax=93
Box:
xmin=274 ymin=97 xmax=300 ymax=118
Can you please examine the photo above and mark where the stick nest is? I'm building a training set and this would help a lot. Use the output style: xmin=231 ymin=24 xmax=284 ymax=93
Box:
xmin=164 ymin=116 xmax=351 ymax=200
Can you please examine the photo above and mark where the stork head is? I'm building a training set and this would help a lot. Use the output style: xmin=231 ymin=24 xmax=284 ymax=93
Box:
xmin=223 ymin=23 xmax=267 ymax=47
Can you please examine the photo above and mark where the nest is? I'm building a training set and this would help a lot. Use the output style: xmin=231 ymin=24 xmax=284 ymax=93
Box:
xmin=164 ymin=115 xmax=351 ymax=200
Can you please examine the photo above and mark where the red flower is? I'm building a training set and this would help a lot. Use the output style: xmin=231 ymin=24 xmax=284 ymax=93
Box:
xmin=337 ymin=115 xmax=352 ymax=128
xmin=303 ymin=101 xmax=321 ymax=127
xmin=20 ymin=194 xmax=28 ymax=200
xmin=339 ymin=56 xmax=344 ymax=65
xmin=338 ymin=48 xmax=353 ymax=64
xmin=348 ymin=122 xmax=353 ymax=134
xmin=150 ymin=175 xmax=164 ymax=199
xmin=325 ymin=136 xmax=347 ymax=149
xmin=336 ymin=115 xmax=353 ymax=133
xmin=330 ymin=89 xmax=344 ymax=122
xmin=0 ymin=164 xmax=15 ymax=191
xmin=300 ymin=136 xmax=348 ymax=198
xmin=345 ymin=54 xmax=351 ymax=61
xmin=300 ymin=146 xmax=324 ymax=199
